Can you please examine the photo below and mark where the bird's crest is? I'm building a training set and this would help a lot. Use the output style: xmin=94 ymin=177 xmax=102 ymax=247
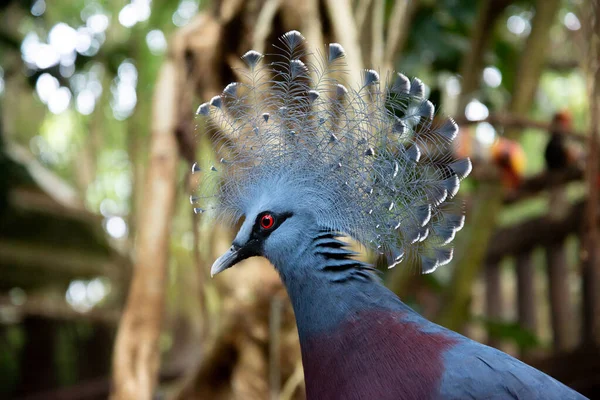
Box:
xmin=193 ymin=31 xmax=471 ymax=273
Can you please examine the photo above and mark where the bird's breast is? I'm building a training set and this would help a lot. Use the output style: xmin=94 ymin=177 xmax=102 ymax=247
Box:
xmin=299 ymin=309 xmax=457 ymax=400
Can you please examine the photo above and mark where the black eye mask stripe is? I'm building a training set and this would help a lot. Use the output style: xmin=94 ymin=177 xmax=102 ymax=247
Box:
xmin=230 ymin=211 xmax=294 ymax=262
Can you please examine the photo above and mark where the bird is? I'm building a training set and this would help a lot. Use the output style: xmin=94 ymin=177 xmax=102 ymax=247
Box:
xmin=193 ymin=31 xmax=587 ymax=400
xmin=490 ymin=136 xmax=526 ymax=190
xmin=454 ymin=127 xmax=525 ymax=190
xmin=544 ymin=110 xmax=583 ymax=219
xmin=544 ymin=110 xmax=576 ymax=172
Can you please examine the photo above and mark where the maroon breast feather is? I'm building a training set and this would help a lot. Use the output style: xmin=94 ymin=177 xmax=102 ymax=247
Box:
xmin=301 ymin=310 xmax=457 ymax=400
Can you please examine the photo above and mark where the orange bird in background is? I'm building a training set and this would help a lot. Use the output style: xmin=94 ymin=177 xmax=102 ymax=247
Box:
xmin=454 ymin=126 xmax=526 ymax=190
xmin=490 ymin=137 xmax=526 ymax=190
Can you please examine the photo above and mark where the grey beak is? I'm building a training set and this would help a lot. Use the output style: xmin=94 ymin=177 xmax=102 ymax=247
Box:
xmin=211 ymin=246 xmax=241 ymax=277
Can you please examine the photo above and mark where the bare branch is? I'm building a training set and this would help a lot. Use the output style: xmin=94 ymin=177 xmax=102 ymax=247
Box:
xmin=0 ymin=295 xmax=121 ymax=324
xmin=355 ymin=0 xmax=373 ymax=35
xmin=280 ymin=361 xmax=305 ymax=400
xmin=486 ymin=200 xmax=584 ymax=263
xmin=383 ymin=0 xmax=414 ymax=71
xmin=324 ymin=0 xmax=364 ymax=81
xmin=298 ymin=0 xmax=324 ymax=48
xmin=253 ymin=0 xmax=283 ymax=53
xmin=371 ymin=0 xmax=385 ymax=70
xmin=503 ymin=166 xmax=583 ymax=204
xmin=269 ymin=296 xmax=284 ymax=400
xmin=298 ymin=0 xmax=325 ymax=81
xmin=455 ymin=113 xmax=588 ymax=142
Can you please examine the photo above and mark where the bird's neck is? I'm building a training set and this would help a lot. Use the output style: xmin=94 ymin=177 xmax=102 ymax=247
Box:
xmin=276 ymin=232 xmax=394 ymax=335
xmin=276 ymin=231 xmax=413 ymax=333
xmin=275 ymin=232 xmax=458 ymax=399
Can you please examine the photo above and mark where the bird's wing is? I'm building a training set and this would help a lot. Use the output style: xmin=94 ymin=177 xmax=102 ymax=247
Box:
xmin=438 ymin=340 xmax=588 ymax=400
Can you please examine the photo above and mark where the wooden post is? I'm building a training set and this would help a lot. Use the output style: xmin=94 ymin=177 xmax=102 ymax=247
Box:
xmin=516 ymin=252 xmax=537 ymax=356
xmin=545 ymin=243 xmax=572 ymax=351
xmin=485 ymin=261 xmax=502 ymax=348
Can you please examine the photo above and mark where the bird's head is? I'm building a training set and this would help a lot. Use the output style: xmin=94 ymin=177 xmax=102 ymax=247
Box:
xmin=210 ymin=177 xmax=321 ymax=277
xmin=552 ymin=109 xmax=573 ymax=133
xmin=210 ymin=209 xmax=297 ymax=277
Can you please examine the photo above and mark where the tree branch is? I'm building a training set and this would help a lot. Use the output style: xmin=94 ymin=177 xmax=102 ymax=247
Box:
xmin=324 ymin=0 xmax=364 ymax=82
xmin=0 ymin=295 xmax=121 ymax=324
xmin=455 ymin=113 xmax=588 ymax=142
xmin=383 ymin=0 xmax=416 ymax=72
xmin=486 ymin=200 xmax=584 ymax=263
xmin=503 ymin=166 xmax=584 ymax=204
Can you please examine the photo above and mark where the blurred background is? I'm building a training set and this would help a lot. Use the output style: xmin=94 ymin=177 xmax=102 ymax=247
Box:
xmin=0 ymin=0 xmax=599 ymax=399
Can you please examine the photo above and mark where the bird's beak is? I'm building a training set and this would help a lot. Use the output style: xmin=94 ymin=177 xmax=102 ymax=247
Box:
xmin=211 ymin=245 xmax=242 ymax=277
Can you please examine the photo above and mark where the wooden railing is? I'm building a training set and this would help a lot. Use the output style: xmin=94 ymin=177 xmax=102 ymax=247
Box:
xmin=485 ymin=200 xmax=584 ymax=352
xmin=483 ymin=198 xmax=600 ymax=395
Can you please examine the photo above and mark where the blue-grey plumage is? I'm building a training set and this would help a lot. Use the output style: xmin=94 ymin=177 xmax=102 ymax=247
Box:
xmin=196 ymin=30 xmax=587 ymax=399
xmin=440 ymin=341 xmax=586 ymax=399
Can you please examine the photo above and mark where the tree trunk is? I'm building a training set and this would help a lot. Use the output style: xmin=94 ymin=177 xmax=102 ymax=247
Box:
xmin=582 ymin=0 xmax=600 ymax=346
xmin=110 ymin=60 xmax=180 ymax=400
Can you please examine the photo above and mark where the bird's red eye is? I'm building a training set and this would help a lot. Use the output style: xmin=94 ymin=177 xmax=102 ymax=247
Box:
xmin=260 ymin=214 xmax=275 ymax=230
